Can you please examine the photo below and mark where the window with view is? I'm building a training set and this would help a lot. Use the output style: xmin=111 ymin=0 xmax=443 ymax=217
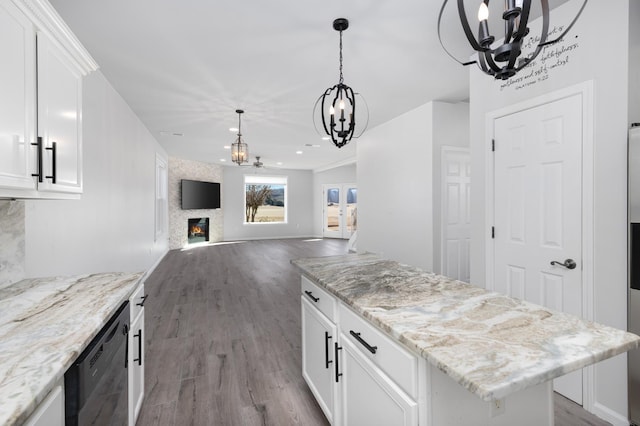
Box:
xmin=244 ymin=175 xmax=287 ymax=224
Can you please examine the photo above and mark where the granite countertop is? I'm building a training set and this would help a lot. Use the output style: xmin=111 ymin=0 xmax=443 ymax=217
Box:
xmin=0 ymin=272 xmax=144 ymax=426
xmin=291 ymin=253 xmax=640 ymax=401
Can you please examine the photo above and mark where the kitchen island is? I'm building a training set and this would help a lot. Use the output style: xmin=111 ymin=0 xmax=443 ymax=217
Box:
xmin=0 ymin=272 xmax=144 ymax=426
xmin=292 ymin=253 xmax=640 ymax=425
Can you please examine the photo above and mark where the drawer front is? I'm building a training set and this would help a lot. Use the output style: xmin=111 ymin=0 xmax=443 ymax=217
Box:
xmin=129 ymin=282 xmax=146 ymax=321
xmin=301 ymin=276 xmax=336 ymax=322
xmin=339 ymin=303 xmax=418 ymax=399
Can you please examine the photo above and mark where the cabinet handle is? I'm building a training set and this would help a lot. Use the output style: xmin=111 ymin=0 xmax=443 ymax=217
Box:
xmin=31 ymin=137 xmax=43 ymax=182
xmin=325 ymin=332 xmax=333 ymax=369
xmin=136 ymin=295 xmax=148 ymax=307
xmin=133 ymin=329 xmax=142 ymax=366
xmin=334 ymin=342 xmax=342 ymax=383
xmin=304 ymin=290 xmax=319 ymax=303
xmin=45 ymin=141 xmax=57 ymax=183
xmin=124 ymin=324 xmax=129 ymax=368
xmin=350 ymin=330 xmax=378 ymax=354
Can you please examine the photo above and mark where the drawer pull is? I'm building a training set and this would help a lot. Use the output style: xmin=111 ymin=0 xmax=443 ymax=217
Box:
xmin=350 ymin=330 xmax=378 ymax=354
xmin=335 ymin=342 xmax=343 ymax=382
xmin=136 ymin=295 xmax=148 ymax=307
xmin=133 ymin=329 xmax=143 ymax=366
xmin=325 ymin=332 xmax=333 ymax=369
xmin=304 ymin=290 xmax=319 ymax=303
xmin=45 ymin=141 xmax=57 ymax=183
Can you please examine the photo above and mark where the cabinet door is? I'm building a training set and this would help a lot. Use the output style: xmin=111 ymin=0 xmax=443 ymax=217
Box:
xmin=36 ymin=32 xmax=83 ymax=194
xmin=302 ymin=297 xmax=337 ymax=424
xmin=340 ymin=337 xmax=417 ymax=426
xmin=24 ymin=382 xmax=64 ymax=426
xmin=0 ymin=0 xmax=36 ymax=191
xmin=129 ymin=310 xmax=145 ymax=426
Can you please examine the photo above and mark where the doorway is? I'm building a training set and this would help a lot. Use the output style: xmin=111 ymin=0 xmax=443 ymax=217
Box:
xmin=323 ymin=184 xmax=357 ymax=239
xmin=489 ymin=83 xmax=594 ymax=407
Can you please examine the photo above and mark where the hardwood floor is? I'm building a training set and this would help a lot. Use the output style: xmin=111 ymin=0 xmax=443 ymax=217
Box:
xmin=137 ymin=238 xmax=611 ymax=426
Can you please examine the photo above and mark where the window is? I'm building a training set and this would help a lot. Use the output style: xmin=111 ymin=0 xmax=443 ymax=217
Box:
xmin=244 ymin=175 xmax=287 ymax=224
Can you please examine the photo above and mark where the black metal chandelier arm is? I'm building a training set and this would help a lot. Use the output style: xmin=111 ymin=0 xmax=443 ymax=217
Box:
xmin=338 ymin=30 xmax=344 ymax=84
xmin=437 ymin=0 xmax=477 ymax=66
xmin=457 ymin=0 xmax=489 ymax=52
xmin=538 ymin=0 xmax=588 ymax=47
xmin=481 ymin=50 xmax=504 ymax=74
xmin=514 ymin=0 xmax=533 ymax=40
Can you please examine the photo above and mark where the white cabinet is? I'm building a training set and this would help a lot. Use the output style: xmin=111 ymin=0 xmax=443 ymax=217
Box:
xmin=128 ymin=283 xmax=146 ymax=426
xmin=0 ymin=0 xmax=36 ymax=192
xmin=302 ymin=296 xmax=338 ymax=424
xmin=340 ymin=337 xmax=418 ymax=426
xmin=35 ymin=31 xmax=83 ymax=194
xmin=0 ymin=0 xmax=96 ymax=199
xmin=301 ymin=277 xmax=419 ymax=426
xmin=24 ymin=380 xmax=64 ymax=426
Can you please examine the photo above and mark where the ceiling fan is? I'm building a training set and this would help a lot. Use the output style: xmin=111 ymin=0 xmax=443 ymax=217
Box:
xmin=240 ymin=156 xmax=266 ymax=169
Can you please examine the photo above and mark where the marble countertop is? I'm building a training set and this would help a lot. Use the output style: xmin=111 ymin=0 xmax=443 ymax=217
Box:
xmin=291 ymin=253 xmax=640 ymax=401
xmin=0 ymin=272 xmax=144 ymax=426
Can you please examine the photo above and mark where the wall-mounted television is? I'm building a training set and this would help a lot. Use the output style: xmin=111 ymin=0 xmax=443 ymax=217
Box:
xmin=181 ymin=179 xmax=221 ymax=210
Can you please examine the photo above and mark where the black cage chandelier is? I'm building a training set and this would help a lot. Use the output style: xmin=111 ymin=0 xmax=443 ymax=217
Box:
xmin=231 ymin=109 xmax=249 ymax=165
xmin=438 ymin=0 xmax=588 ymax=80
xmin=314 ymin=18 xmax=368 ymax=148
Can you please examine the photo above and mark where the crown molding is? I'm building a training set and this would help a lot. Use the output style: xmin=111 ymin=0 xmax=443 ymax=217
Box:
xmin=14 ymin=0 xmax=99 ymax=75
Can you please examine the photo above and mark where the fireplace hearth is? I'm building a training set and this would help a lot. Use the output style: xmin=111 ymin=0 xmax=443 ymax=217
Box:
xmin=188 ymin=218 xmax=209 ymax=244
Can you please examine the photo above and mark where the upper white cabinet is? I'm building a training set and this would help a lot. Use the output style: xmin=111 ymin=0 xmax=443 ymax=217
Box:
xmin=0 ymin=0 xmax=36 ymax=192
xmin=36 ymin=32 xmax=83 ymax=194
xmin=0 ymin=0 xmax=96 ymax=199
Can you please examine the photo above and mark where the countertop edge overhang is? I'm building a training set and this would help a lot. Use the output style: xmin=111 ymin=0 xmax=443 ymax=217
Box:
xmin=291 ymin=253 xmax=640 ymax=401
xmin=0 ymin=272 xmax=144 ymax=426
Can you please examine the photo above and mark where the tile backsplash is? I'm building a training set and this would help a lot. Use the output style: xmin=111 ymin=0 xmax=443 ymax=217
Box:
xmin=0 ymin=200 xmax=25 ymax=286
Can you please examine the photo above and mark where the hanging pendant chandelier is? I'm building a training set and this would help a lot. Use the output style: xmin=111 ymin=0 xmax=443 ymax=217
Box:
xmin=437 ymin=0 xmax=588 ymax=80
xmin=231 ymin=109 xmax=249 ymax=165
xmin=314 ymin=18 xmax=368 ymax=148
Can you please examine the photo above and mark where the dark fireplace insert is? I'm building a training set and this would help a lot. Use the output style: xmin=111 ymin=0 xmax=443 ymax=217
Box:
xmin=188 ymin=218 xmax=209 ymax=244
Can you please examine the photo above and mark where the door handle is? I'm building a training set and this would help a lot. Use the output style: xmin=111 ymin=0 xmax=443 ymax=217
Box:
xmin=550 ymin=259 xmax=577 ymax=270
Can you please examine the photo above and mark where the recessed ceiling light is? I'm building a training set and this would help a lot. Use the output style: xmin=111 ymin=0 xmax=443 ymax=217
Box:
xmin=229 ymin=127 xmax=239 ymax=132
xmin=277 ymin=162 xmax=283 ymax=166
xmin=296 ymin=150 xmax=303 ymax=155
xmin=321 ymin=136 xmax=330 ymax=141
xmin=223 ymin=145 xmax=231 ymax=149
xmin=220 ymin=159 xmax=227 ymax=162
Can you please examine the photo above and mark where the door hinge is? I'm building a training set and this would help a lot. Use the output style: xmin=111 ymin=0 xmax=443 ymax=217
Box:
xmin=491 ymin=139 xmax=495 ymax=152
xmin=491 ymin=226 xmax=495 ymax=238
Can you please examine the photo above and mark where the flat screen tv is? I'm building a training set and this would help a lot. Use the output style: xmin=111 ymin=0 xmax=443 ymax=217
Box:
xmin=181 ymin=179 xmax=221 ymax=209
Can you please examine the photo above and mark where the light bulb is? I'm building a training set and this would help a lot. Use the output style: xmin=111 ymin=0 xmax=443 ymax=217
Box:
xmin=339 ymin=99 xmax=345 ymax=110
xmin=478 ymin=2 xmax=489 ymax=21
xmin=330 ymin=105 xmax=335 ymax=115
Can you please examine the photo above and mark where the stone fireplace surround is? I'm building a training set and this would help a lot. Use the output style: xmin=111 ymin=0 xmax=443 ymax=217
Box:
xmin=168 ymin=157 xmax=223 ymax=249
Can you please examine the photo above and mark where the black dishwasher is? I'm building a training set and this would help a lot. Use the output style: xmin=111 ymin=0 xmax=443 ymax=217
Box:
xmin=64 ymin=301 xmax=130 ymax=426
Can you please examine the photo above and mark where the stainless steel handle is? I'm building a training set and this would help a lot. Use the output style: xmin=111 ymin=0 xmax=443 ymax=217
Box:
xmin=550 ymin=259 xmax=577 ymax=270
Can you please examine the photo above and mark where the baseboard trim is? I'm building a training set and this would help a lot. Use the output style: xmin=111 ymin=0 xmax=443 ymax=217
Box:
xmin=142 ymin=248 xmax=169 ymax=281
xmin=591 ymin=402 xmax=630 ymax=426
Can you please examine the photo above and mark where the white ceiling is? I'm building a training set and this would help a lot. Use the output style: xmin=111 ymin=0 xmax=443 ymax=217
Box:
xmin=49 ymin=0 xmax=473 ymax=170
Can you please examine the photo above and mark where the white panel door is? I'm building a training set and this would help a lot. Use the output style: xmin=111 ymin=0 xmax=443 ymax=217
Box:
xmin=0 ymin=0 xmax=36 ymax=191
xmin=493 ymin=94 xmax=583 ymax=404
xmin=441 ymin=147 xmax=471 ymax=282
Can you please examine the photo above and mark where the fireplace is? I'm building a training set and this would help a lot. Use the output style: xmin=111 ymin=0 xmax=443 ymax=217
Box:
xmin=187 ymin=218 xmax=209 ymax=244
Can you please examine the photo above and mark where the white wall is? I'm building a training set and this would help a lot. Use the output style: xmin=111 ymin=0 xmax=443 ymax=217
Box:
xmin=222 ymin=165 xmax=315 ymax=240
xmin=312 ymin=163 xmax=357 ymax=237
xmin=168 ymin=157 xmax=223 ymax=249
xmin=357 ymin=101 xmax=468 ymax=272
xmin=630 ymin=0 xmax=640 ymax=124
xmin=24 ymin=71 xmax=168 ymax=277
xmin=358 ymin=102 xmax=435 ymax=271
xmin=468 ymin=1 xmax=630 ymax=422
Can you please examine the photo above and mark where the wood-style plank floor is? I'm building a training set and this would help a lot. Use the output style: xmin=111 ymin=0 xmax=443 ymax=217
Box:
xmin=137 ymin=238 xmax=611 ymax=426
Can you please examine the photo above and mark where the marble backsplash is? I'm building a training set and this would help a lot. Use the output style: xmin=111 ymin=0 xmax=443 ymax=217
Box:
xmin=0 ymin=200 xmax=25 ymax=287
